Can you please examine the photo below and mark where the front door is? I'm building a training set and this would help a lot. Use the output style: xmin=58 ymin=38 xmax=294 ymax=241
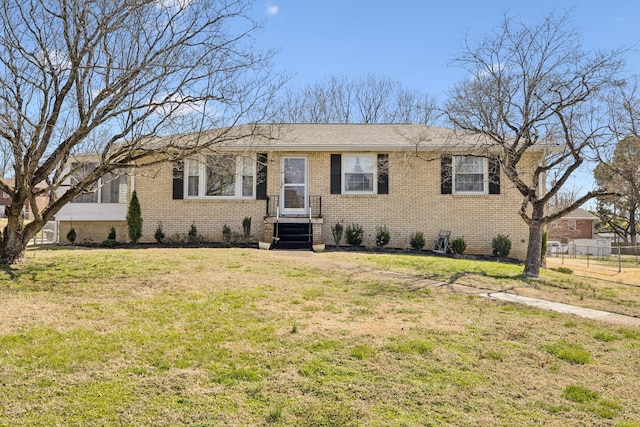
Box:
xmin=281 ymin=156 xmax=307 ymax=216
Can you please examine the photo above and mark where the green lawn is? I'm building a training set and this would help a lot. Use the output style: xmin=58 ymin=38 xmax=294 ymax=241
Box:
xmin=1 ymin=247 xmax=639 ymax=426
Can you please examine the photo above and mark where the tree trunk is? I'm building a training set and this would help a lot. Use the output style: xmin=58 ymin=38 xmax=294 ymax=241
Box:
xmin=629 ymin=204 xmax=637 ymax=245
xmin=0 ymin=207 xmax=28 ymax=265
xmin=523 ymin=203 xmax=545 ymax=278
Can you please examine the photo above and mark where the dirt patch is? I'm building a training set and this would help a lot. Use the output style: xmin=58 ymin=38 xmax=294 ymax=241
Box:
xmin=546 ymin=257 xmax=640 ymax=286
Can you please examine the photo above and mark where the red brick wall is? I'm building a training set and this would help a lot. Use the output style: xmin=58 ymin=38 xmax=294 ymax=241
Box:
xmin=548 ymin=219 xmax=594 ymax=243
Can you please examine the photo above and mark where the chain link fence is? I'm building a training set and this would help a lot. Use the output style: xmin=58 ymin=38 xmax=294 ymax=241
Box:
xmin=547 ymin=242 xmax=640 ymax=280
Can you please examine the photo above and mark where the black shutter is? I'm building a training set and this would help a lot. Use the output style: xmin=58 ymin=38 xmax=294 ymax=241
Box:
xmin=330 ymin=154 xmax=342 ymax=194
xmin=441 ymin=155 xmax=452 ymax=195
xmin=172 ymin=161 xmax=184 ymax=200
xmin=488 ymin=158 xmax=500 ymax=195
xmin=256 ymin=153 xmax=267 ymax=200
xmin=377 ymin=153 xmax=389 ymax=194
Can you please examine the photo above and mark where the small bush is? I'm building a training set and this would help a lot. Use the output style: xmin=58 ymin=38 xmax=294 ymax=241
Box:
xmin=102 ymin=226 xmax=119 ymax=247
xmin=242 ymin=217 xmax=252 ymax=242
xmin=409 ymin=232 xmax=425 ymax=250
xmin=66 ymin=227 xmax=76 ymax=244
xmin=188 ymin=223 xmax=198 ymax=244
xmin=332 ymin=222 xmax=344 ymax=248
xmin=492 ymin=234 xmax=512 ymax=257
xmin=166 ymin=232 xmax=186 ymax=244
xmin=222 ymin=224 xmax=231 ymax=245
xmin=154 ymin=222 xmax=165 ymax=244
xmin=107 ymin=226 xmax=116 ymax=240
xmin=450 ymin=236 xmax=467 ymax=254
xmin=126 ymin=190 xmax=143 ymax=243
xmin=375 ymin=225 xmax=390 ymax=247
xmin=345 ymin=223 xmax=363 ymax=246
xmin=102 ymin=238 xmax=120 ymax=247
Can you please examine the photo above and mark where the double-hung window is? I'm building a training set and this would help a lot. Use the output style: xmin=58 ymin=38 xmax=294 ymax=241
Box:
xmin=71 ymin=163 xmax=127 ymax=203
xmin=453 ymin=156 xmax=487 ymax=194
xmin=343 ymin=155 xmax=375 ymax=194
xmin=186 ymin=154 xmax=255 ymax=199
xmin=441 ymin=155 xmax=499 ymax=195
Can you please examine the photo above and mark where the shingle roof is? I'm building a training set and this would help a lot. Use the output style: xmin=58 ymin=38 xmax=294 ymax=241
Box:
xmin=561 ymin=208 xmax=598 ymax=220
xmin=146 ymin=123 xmax=562 ymax=153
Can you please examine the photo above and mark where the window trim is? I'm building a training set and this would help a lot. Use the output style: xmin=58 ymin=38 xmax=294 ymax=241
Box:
xmin=71 ymin=162 xmax=127 ymax=204
xmin=567 ymin=219 xmax=577 ymax=231
xmin=452 ymin=156 xmax=488 ymax=195
xmin=341 ymin=154 xmax=377 ymax=195
xmin=184 ymin=154 xmax=256 ymax=200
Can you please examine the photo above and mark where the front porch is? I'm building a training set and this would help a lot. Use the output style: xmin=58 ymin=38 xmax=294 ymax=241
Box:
xmin=262 ymin=195 xmax=324 ymax=249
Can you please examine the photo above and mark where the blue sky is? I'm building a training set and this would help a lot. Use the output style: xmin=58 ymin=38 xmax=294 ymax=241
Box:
xmin=253 ymin=1 xmax=640 ymax=199
xmin=256 ymin=1 xmax=639 ymax=101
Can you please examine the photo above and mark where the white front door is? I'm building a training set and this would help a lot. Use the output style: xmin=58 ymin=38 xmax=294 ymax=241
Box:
xmin=281 ymin=156 xmax=308 ymax=215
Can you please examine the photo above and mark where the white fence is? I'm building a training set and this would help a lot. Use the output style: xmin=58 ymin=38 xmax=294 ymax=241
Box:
xmin=29 ymin=221 xmax=57 ymax=245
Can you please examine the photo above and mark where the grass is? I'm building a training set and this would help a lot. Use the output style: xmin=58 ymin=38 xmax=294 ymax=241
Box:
xmin=328 ymin=251 xmax=640 ymax=317
xmin=0 ymin=247 xmax=639 ymax=425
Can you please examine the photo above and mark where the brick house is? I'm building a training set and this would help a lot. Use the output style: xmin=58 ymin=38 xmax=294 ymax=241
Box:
xmin=0 ymin=178 xmax=50 ymax=220
xmin=547 ymin=208 xmax=597 ymax=244
xmin=56 ymin=123 xmax=549 ymax=259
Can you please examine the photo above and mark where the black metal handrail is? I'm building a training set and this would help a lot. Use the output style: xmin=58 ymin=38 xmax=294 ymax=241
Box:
xmin=265 ymin=195 xmax=322 ymax=218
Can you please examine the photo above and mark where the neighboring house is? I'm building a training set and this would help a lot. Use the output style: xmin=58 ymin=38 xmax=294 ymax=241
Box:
xmin=56 ymin=123 xmax=551 ymax=259
xmin=547 ymin=208 xmax=597 ymax=244
xmin=0 ymin=178 xmax=50 ymax=220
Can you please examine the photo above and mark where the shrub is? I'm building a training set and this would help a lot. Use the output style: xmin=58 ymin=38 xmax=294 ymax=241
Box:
xmin=188 ymin=223 xmax=198 ymax=244
xmin=102 ymin=238 xmax=119 ymax=247
xmin=126 ymin=190 xmax=143 ymax=243
xmin=66 ymin=227 xmax=76 ymax=244
xmin=409 ymin=231 xmax=425 ymax=250
xmin=375 ymin=225 xmax=391 ymax=247
xmin=344 ymin=223 xmax=364 ymax=246
xmin=331 ymin=222 xmax=344 ymax=248
xmin=242 ymin=217 xmax=252 ymax=242
xmin=450 ymin=236 xmax=467 ymax=254
xmin=154 ymin=222 xmax=165 ymax=244
xmin=222 ymin=224 xmax=231 ymax=245
xmin=107 ymin=226 xmax=116 ymax=240
xmin=492 ymin=234 xmax=512 ymax=258
xmin=102 ymin=227 xmax=118 ymax=247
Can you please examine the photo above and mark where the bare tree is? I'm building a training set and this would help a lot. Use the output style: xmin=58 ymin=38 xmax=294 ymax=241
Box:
xmin=0 ymin=0 xmax=281 ymax=264
xmin=592 ymin=77 xmax=640 ymax=243
xmin=445 ymin=12 xmax=624 ymax=277
xmin=594 ymin=135 xmax=640 ymax=243
xmin=271 ymin=74 xmax=437 ymax=125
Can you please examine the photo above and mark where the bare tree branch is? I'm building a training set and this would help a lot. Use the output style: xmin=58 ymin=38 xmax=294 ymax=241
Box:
xmin=0 ymin=0 xmax=282 ymax=263
xmin=444 ymin=11 xmax=625 ymax=277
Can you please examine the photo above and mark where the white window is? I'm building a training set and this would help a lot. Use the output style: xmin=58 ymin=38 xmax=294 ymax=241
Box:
xmin=343 ymin=155 xmax=375 ymax=193
xmin=71 ymin=163 xmax=127 ymax=203
xmin=186 ymin=154 xmax=255 ymax=199
xmin=187 ymin=162 xmax=199 ymax=197
xmin=568 ymin=219 xmax=577 ymax=231
xmin=453 ymin=156 xmax=487 ymax=194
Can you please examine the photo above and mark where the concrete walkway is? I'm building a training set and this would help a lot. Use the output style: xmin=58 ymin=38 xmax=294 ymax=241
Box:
xmin=269 ymin=250 xmax=640 ymax=327
xmin=480 ymin=292 xmax=640 ymax=327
